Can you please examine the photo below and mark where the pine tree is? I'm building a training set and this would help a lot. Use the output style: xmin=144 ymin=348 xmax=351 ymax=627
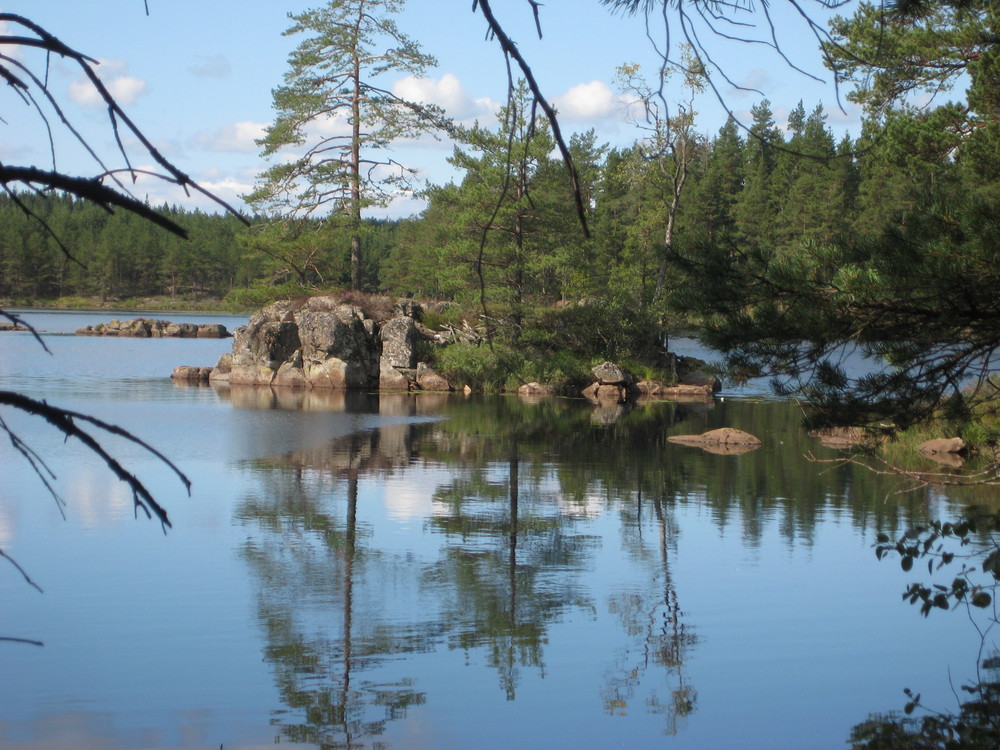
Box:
xmin=732 ymin=100 xmax=781 ymax=246
xmin=687 ymin=118 xmax=744 ymax=243
xmin=246 ymin=0 xmax=443 ymax=290
xmin=773 ymin=104 xmax=839 ymax=251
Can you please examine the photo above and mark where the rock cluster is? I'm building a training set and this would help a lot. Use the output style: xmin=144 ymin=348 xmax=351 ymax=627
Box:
xmin=206 ymin=295 xmax=453 ymax=392
xmin=176 ymin=295 xmax=723 ymax=402
xmin=77 ymin=318 xmax=230 ymax=338
xmin=582 ymin=359 xmax=720 ymax=403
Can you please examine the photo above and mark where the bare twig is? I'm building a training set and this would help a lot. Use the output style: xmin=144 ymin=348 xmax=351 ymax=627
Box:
xmin=0 ymin=636 xmax=44 ymax=646
xmin=472 ymin=0 xmax=591 ymax=239
xmin=0 ymin=391 xmax=191 ymax=529
xmin=0 ymin=549 xmax=44 ymax=594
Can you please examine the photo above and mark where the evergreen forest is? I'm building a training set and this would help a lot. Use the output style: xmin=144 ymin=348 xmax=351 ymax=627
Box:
xmin=0 ymin=96 xmax=960 ymax=311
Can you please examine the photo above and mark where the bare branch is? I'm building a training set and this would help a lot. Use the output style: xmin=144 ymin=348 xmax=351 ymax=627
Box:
xmin=0 ymin=549 xmax=44 ymax=594
xmin=0 ymin=14 xmax=249 ymax=225
xmin=0 ymin=165 xmax=189 ymax=238
xmin=0 ymin=391 xmax=192 ymax=529
xmin=472 ymin=0 xmax=591 ymax=239
xmin=0 ymin=636 xmax=44 ymax=647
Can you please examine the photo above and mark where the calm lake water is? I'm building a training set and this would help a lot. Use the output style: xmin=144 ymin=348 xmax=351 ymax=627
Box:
xmin=0 ymin=310 xmax=991 ymax=749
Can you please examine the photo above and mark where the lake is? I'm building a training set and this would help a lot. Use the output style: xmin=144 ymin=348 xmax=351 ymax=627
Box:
xmin=0 ymin=309 xmax=990 ymax=749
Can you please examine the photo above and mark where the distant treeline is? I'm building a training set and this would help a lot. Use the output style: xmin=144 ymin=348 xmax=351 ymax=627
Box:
xmin=0 ymin=192 xmax=401 ymax=304
xmin=0 ymin=193 xmax=250 ymax=301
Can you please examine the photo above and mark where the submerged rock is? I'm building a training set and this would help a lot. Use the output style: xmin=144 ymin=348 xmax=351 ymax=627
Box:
xmin=668 ymin=427 xmax=762 ymax=455
xmin=918 ymin=437 xmax=966 ymax=455
xmin=518 ymin=382 xmax=553 ymax=397
xmin=636 ymin=380 xmax=714 ymax=399
xmin=171 ymin=365 xmax=213 ymax=381
xmin=810 ymin=426 xmax=872 ymax=450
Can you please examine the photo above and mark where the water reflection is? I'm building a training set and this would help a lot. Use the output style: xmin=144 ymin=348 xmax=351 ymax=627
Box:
xmin=603 ymin=491 xmax=698 ymax=736
xmin=236 ymin=430 xmax=438 ymax=747
xmin=5 ymin=314 xmax=987 ymax=749
xmin=229 ymin=392 xmax=951 ymax=747
xmin=423 ymin=444 xmax=599 ymax=701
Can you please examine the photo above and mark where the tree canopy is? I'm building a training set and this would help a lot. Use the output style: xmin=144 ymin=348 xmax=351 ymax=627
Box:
xmin=664 ymin=0 xmax=1000 ymax=431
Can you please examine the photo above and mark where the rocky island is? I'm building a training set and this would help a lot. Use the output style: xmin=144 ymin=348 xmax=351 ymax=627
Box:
xmin=78 ymin=318 xmax=231 ymax=338
xmin=173 ymin=293 xmax=720 ymax=401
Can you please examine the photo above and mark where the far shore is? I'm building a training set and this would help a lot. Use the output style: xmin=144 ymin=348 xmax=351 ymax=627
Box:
xmin=1 ymin=295 xmax=250 ymax=315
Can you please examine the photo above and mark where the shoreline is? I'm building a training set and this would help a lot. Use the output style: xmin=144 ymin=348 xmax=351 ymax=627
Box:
xmin=0 ymin=295 xmax=249 ymax=315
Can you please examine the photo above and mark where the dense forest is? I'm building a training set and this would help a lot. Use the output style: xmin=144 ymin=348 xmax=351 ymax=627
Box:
xmin=0 ymin=95 xmax=952 ymax=311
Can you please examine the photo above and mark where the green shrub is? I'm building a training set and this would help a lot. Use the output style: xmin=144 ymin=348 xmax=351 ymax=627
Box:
xmin=436 ymin=342 xmax=524 ymax=393
xmin=421 ymin=302 xmax=467 ymax=331
xmin=224 ymin=282 xmax=312 ymax=312
xmin=518 ymin=349 xmax=589 ymax=393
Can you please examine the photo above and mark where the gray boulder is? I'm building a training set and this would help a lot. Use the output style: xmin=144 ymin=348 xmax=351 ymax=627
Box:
xmin=592 ymin=361 xmax=632 ymax=386
xmin=919 ymin=437 xmax=966 ymax=455
xmin=415 ymin=362 xmax=452 ymax=392
xmin=220 ymin=295 xmax=380 ymax=389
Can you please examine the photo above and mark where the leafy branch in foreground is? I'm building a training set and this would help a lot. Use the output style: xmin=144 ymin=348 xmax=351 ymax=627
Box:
xmin=849 ymin=507 xmax=1000 ymax=747
xmin=874 ymin=512 xmax=999 ymax=617
xmin=669 ymin=191 xmax=1000 ymax=431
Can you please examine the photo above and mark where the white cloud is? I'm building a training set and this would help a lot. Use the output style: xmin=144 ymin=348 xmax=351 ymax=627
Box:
xmin=198 ymin=175 xmax=255 ymax=205
xmin=115 ymin=166 xmax=254 ymax=214
xmin=190 ymin=55 xmax=232 ymax=79
xmin=68 ymin=58 xmax=147 ymax=108
xmin=311 ymin=109 xmax=353 ymax=138
xmin=195 ymin=121 xmax=266 ymax=153
xmin=826 ymin=101 xmax=862 ymax=129
xmin=0 ymin=17 xmax=23 ymax=60
xmin=393 ymin=73 xmax=499 ymax=122
xmin=553 ymin=80 xmax=626 ymax=122
xmin=773 ymin=104 xmax=792 ymax=133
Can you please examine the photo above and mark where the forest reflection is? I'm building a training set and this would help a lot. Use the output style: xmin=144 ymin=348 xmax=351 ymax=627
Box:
xmin=230 ymin=392 xmax=951 ymax=747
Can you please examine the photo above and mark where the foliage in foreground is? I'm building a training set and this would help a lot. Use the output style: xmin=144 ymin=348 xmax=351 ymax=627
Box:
xmin=849 ymin=506 xmax=1000 ymax=747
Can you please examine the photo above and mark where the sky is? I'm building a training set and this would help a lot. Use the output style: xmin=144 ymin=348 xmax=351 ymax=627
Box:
xmin=1 ymin=0 xmax=865 ymax=220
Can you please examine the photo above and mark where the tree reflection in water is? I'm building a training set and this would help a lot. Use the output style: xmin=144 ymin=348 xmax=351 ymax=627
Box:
xmin=422 ymin=443 xmax=599 ymax=700
xmin=603 ymin=489 xmax=699 ymax=735
xmin=236 ymin=427 xmax=437 ymax=747
xmin=229 ymin=391 xmax=939 ymax=747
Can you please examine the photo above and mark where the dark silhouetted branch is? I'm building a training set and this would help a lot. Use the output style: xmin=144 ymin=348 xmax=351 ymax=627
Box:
xmin=0 ymin=391 xmax=191 ymax=529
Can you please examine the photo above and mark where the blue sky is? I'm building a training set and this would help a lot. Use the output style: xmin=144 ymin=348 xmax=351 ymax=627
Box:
xmin=2 ymin=1 xmax=863 ymax=219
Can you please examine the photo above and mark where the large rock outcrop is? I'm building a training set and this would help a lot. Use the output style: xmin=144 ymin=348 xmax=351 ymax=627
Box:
xmin=210 ymin=295 xmax=450 ymax=391
xmin=378 ymin=315 xmax=418 ymax=390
